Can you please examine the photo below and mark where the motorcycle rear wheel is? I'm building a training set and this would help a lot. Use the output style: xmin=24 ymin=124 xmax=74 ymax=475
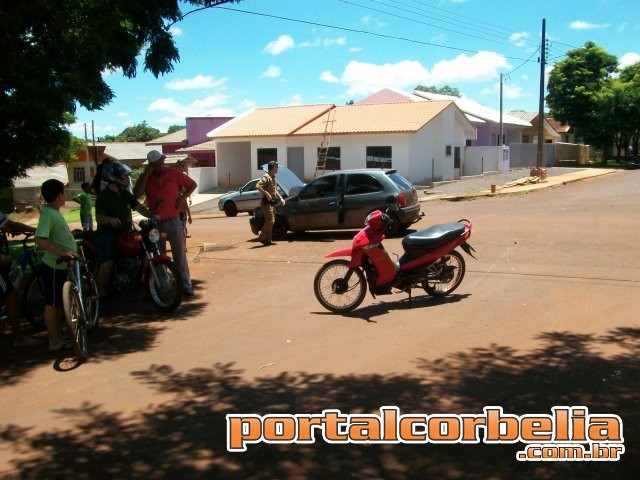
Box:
xmin=314 ymin=259 xmax=367 ymax=313
xmin=422 ymin=250 xmax=465 ymax=297
xmin=145 ymin=259 xmax=183 ymax=312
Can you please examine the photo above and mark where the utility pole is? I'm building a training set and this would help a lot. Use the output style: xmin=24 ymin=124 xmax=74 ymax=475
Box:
xmin=499 ymin=73 xmax=504 ymax=146
xmin=536 ymin=18 xmax=546 ymax=170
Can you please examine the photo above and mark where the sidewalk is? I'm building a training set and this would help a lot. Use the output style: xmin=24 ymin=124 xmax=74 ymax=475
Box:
xmin=186 ymin=167 xmax=619 ymax=215
xmin=418 ymin=167 xmax=619 ymax=202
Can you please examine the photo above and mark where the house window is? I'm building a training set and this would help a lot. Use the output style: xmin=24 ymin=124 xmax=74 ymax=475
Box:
xmin=318 ymin=146 xmax=341 ymax=170
xmin=523 ymin=135 xmax=530 ymax=143
xmin=445 ymin=145 xmax=452 ymax=156
xmin=73 ymin=167 xmax=86 ymax=183
xmin=466 ymin=139 xmax=473 ymax=147
xmin=366 ymin=146 xmax=392 ymax=168
xmin=257 ymin=148 xmax=277 ymax=169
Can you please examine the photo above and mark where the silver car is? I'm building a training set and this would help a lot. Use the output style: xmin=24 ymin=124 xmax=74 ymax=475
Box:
xmin=218 ymin=167 xmax=304 ymax=217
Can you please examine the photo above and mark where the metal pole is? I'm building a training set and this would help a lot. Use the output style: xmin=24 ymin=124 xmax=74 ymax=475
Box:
xmin=536 ymin=18 xmax=546 ymax=169
xmin=499 ymin=73 xmax=504 ymax=146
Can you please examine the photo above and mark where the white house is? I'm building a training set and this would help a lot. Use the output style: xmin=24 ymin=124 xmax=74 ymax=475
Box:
xmin=208 ymin=101 xmax=476 ymax=186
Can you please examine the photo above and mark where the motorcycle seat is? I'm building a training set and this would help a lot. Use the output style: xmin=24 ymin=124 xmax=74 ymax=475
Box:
xmin=402 ymin=222 xmax=465 ymax=250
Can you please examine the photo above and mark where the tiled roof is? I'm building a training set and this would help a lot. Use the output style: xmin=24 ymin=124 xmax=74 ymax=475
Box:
xmin=411 ymin=90 xmax=531 ymax=127
xmin=147 ymin=128 xmax=187 ymax=145
xmin=98 ymin=142 xmax=157 ymax=160
xmin=178 ymin=140 xmax=216 ymax=152
xmin=209 ymin=104 xmax=334 ymax=139
xmin=356 ymin=88 xmax=425 ymax=104
xmin=509 ymin=111 xmax=539 ymax=123
xmin=294 ymin=101 xmax=454 ymax=136
xmin=546 ymin=117 xmax=572 ymax=133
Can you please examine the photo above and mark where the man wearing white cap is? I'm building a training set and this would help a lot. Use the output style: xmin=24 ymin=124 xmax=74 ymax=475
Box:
xmin=133 ymin=150 xmax=197 ymax=296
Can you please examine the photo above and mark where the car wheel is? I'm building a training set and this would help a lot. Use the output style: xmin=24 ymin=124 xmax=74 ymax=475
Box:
xmin=273 ymin=217 xmax=288 ymax=240
xmin=223 ymin=202 xmax=238 ymax=217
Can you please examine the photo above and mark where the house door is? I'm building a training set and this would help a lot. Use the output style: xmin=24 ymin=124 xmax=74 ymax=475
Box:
xmin=454 ymin=146 xmax=461 ymax=179
xmin=287 ymin=147 xmax=305 ymax=181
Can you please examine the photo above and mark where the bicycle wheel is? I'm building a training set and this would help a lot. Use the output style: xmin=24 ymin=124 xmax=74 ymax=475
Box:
xmin=22 ymin=273 xmax=46 ymax=330
xmin=81 ymin=268 xmax=101 ymax=330
xmin=62 ymin=281 xmax=88 ymax=361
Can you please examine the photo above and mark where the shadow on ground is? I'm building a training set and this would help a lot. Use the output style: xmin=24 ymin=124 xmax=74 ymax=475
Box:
xmin=1 ymin=327 xmax=637 ymax=479
xmin=0 ymin=282 xmax=207 ymax=382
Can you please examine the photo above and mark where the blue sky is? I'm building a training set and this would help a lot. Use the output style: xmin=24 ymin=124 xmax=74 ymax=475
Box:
xmin=70 ymin=0 xmax=640 ymax=139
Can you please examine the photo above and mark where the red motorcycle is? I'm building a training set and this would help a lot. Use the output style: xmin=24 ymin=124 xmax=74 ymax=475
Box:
xmin=314 ymin=202 xmax=476 ymax=313
xmin=77 ymin=219 xmax=183 ymax=313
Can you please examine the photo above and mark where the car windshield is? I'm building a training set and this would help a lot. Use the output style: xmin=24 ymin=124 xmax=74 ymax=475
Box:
xmin=260 ymin=164 xmax=305 ymax=196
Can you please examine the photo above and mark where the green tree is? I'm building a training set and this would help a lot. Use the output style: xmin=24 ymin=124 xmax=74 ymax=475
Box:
xmin=415 ymin=85 xmax=462 ymax=97
xmin=0 ymin=0 xmax=242 ymax=181
xmin=167 ymin=124 xmax=187 ymax=134
xmin=546 ymin=42 xmax=618 ymax=159
xmin=115 ymin=122 xmax=162 ymax=142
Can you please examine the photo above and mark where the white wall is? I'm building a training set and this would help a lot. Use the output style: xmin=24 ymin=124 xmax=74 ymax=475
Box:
xmin=216 ymin=141 xmax=251 ymax=187
xmin=212 ymin=105 xmax=473 ymax=186
xmin=188 ymin=167 xmax=216 ymax=193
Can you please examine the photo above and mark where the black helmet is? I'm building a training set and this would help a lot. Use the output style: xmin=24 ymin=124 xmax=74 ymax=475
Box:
xmin=103 ymin=162 xmax=132 ymax=188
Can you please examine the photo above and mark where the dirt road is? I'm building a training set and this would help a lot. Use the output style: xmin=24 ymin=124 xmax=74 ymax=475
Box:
xmin=1 ymin=170 xmax=638 ymax=479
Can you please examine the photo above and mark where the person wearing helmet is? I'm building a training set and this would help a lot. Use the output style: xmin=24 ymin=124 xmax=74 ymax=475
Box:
xmin=133 ymin=150 xmax=197 ymax=297
xmin=94 ymin=162 xmax=157 ymax=302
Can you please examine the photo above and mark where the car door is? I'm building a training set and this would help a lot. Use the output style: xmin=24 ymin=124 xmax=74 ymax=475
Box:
xmin=342 ymin=173 xmax=387 ymax=227
xmin=286 ymin=174 xmax=339 ymax=230
xmin=235 ymin=179 xmax=261 ymax=211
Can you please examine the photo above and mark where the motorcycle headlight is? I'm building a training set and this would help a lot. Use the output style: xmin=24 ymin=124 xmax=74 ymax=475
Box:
xmin=148 ymin=228 xmax=161 ymax=244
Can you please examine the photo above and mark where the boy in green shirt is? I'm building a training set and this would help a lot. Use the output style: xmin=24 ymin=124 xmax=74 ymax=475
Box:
xmin=73 ymin=182 xmax=93 ymax=231
xmin=34 ymin=179 xmax=78 ymax=351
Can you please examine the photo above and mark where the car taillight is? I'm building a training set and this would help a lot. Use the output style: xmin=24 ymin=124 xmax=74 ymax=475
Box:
xmin=396 ymin=193 xmax=407 ymax=207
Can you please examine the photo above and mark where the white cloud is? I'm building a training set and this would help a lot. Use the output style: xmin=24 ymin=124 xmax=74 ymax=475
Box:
xmin=339 ymin=51 xmax=508 ymax=97
xmin=341 ymin=60 xmax=429 ymax=96
xmin=509 ymin=31 xmax=530 ymax=48
xmin=264 ymin=35 xmax=295 ymax=55
xmin=170 ymin=26 xmax=183 ymax=37
xmin=287 ymin=94 xmax=304 ymax=106
xmin=260 ymin=66 xmax=282 ymax=79
xmin=300 ymin=36 xmax=347 ymax=48
xmin=430 ymin=34 xmax=446 ymax=45
xmin=361 ymin=15 xmax=386 ymax=28
xmin=165 ymin=75 xmax=228 ymax=90
xmin=431 ymin=51 xmax=509 ymax=83
xmin=147 ymin=93 xmax=233 ymax=122
xmin=320 ymin=71 xmax=339 ymax=83
xmin=569 ymin=20 xmax=610 ymax=30
xmin=116 ymin=111 xmax=129 ymax=117
xmin=620 ymin=52 xmax=640 ymax=69
xmin=480 ymin=82 xmax=529 ymax=100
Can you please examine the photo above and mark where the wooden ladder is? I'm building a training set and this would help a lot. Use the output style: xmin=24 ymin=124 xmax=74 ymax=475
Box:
xmin=315 ymin=110 xmax=335 ymax=177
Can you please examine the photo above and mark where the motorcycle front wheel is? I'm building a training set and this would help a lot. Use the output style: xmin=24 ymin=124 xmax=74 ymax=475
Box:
xmin=145 ymin=259 xmax=183 ymax=312
xmin=422 ymin=250 xmax=466 ymax=297
xmin=314 ymin=259 xmax=367 ymax=313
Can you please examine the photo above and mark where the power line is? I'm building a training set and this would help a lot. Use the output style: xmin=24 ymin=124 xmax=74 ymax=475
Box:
xmin=214 ymin=5 xmax=535 ymax=62
xmin=354 ymin=0 xmax=540 ymax=51
xmin=340 ymin=0 xmax=522 ymax=48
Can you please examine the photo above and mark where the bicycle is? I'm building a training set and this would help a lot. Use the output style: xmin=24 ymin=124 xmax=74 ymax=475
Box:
xmin=57 ymin=254 xmax=94 ymax=361
xmin=22 ymin=233 xmax=100 ymax=332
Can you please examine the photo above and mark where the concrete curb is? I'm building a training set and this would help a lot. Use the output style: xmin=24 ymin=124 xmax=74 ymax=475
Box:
xmin=434 ymin=169 xmax=619 ymax=202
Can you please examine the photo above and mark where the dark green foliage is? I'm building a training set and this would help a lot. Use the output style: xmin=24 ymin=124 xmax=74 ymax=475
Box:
xmin=0 ymin=0 xmax=242 ymax=182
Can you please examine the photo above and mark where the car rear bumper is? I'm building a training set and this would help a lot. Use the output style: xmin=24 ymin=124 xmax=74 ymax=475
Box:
xmin=397 ymin=204 xmax=421 ymax=225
